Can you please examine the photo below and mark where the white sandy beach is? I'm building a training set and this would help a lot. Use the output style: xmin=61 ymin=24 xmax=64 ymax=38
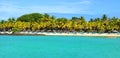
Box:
xmin=0 ymin=32 xmax=120 ymax=36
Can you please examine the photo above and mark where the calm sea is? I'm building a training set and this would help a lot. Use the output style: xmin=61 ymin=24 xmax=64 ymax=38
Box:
xmin=0 ymin=36 xmax=120 ymax=58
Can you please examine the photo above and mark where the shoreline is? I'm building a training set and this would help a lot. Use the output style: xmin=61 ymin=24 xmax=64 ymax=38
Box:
xmin=0 ymin=32 xmax=120 ymax=37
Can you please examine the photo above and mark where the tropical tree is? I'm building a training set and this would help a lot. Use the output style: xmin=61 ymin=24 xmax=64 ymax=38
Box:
xmin=0 ymin=13 xmax=120 ymax=33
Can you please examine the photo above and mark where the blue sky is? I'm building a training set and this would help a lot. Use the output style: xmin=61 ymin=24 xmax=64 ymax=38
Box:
xmin=0 ymin=0 xmax=120 ymax=20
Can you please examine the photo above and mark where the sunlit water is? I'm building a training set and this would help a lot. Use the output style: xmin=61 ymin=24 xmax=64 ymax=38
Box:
xmin=0 ymin=36 xmax=120 ymax=58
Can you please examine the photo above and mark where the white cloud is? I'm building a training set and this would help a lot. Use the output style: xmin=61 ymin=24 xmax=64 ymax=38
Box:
xmin=0 ymin=1 xmax=21 ymax=13
xmin=0 ymin=0 xmax=92 ymax=13
xmin=26 ymin=5 xmax=87 ymax=14
xmin=26 ymin=0 xmax=92 ymax=14
xmin=59 ymin=0 xmax=91 ymax=5
xmin=0 ymin=0 xmax=93 ymax=19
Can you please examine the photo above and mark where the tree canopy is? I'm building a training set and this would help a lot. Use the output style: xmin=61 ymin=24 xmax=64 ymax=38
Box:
xmin=0 ymin=13 xmax=120 ymax=33
xmin=17 ymin=13 xmax=43 ymax=22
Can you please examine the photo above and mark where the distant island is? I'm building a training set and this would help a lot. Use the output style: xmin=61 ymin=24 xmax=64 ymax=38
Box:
xmin=0 ymin=13 xmax=120 ymax=36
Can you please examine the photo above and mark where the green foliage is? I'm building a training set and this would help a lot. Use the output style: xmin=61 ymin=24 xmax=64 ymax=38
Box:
xmin=0 ymin=20 xmax=4 ymax=24
xmin=56 ymin=18 xmax=68 ymax=22
xmin=101 ymin=14 xmax=108 ymax=21
xmin=17 ymin=13 xmax=43 ymax=22
xmin=71 ymin=17 xmax=78 ymax=21
xmin=12 ymin=28 xmax=20 ymax=34
xmin=0 ymin=13 xmax=120 ymax=33
xmin=8 ymin=18 xmax=15 ymax=22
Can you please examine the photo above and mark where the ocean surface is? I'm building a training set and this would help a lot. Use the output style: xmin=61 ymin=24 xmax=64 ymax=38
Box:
xmin=0 ymin=36 xmax=120 ymax=58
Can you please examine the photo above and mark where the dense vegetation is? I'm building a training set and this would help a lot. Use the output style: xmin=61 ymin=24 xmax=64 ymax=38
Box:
xmin=0 ymin=13 xmax=120 ymax=33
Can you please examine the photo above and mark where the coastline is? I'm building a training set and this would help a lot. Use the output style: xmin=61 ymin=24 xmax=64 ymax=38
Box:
xmin=0 ymin=32 xmax=120 ymax=37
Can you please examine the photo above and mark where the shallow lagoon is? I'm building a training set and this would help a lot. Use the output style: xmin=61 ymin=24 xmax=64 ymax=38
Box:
xmin=0 ymin=36 xmax=120 ymax=58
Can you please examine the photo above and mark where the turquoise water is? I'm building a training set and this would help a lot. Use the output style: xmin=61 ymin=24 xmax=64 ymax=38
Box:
xmin=0 ymin=36 xmax=120 ymax=58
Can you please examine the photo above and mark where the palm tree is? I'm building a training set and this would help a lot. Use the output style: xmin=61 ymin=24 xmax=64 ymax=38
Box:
xmin=0 ymin=13 xmax=120 ymax=33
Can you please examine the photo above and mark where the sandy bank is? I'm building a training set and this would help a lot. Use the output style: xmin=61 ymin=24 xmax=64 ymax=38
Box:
xmin=0 ymin=32 xmax=120 ymax=36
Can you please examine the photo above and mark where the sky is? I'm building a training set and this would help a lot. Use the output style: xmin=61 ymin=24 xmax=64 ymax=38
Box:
xmin=0 ymin=0 xmax=120 ymax=20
